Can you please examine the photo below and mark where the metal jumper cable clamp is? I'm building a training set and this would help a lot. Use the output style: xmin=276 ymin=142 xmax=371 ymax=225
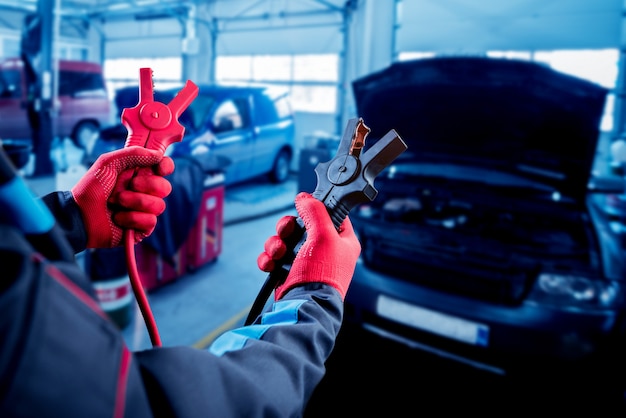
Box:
xmin=245 ymin=117 xmax=408 ymax=325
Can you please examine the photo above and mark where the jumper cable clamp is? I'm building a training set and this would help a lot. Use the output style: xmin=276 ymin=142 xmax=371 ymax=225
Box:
xmin=120 ymin=68 xmax=198 ymax=347
xmin=245 ymin=117 xmax=407 ymax=325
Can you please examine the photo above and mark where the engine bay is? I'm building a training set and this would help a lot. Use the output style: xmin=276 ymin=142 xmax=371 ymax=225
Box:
xmin=353 ymin=177 xmax=601 ymax=305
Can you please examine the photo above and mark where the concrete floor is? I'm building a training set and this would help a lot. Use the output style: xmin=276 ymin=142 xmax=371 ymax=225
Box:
xmin=122 ymin=203 xmax=297 ymax=351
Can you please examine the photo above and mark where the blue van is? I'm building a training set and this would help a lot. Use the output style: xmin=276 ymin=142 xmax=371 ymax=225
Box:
xmin=87 ymin=83 xmax=295 ymax=186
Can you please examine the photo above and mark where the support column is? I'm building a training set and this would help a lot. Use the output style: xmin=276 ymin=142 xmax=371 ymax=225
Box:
xmin=614 ymin=4 xmax=626 ymax=138
xmin=20 ymin=0 xmax=57 ymax=177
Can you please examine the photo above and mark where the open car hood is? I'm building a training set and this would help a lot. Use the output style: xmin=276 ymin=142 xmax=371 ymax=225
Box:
xmin=352 ymin=57 xmax=608 ymax=200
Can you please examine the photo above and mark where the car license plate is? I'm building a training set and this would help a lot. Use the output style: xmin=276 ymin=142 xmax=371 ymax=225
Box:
xmin=376 ymin=295 xmax=489 ymax=346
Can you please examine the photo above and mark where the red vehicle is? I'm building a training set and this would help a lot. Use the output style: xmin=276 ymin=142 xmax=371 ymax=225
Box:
xmin=0 ymin=57 xmax=112 ymax=149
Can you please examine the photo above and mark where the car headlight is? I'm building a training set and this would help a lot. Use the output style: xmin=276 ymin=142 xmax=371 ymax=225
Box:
xmin=528 ymin=272 xmax=620 ymax=310
xmin=356 ymin=203 xmax=377 ymax=219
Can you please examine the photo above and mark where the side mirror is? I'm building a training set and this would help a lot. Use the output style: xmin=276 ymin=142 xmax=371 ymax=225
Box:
xmin=214 ymin=118 xmax=234 ymax=133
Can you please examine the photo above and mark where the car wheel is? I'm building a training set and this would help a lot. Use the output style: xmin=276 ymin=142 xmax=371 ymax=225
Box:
xmin=269 ymin=149 xmax=291 ymax=183
xmin=72 ymin=121 xmax=99 ymax=152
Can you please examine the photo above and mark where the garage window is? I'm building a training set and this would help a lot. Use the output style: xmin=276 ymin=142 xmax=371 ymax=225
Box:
xmin=216 ymin=54 xmax=338 ymax=114
xmin=1 ymin=36 xmax=20 ymax=58
xmin=103 ymin=57 xmax=183 ymax=100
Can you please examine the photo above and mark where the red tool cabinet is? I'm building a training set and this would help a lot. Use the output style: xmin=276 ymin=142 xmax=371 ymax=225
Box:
xmin=134 ymin=243 xmax=189 ymax=291
xmin=136 ymin=172 xmax=224 ymax=291
xmin=186 ymin=173 xmax=224 ymax=271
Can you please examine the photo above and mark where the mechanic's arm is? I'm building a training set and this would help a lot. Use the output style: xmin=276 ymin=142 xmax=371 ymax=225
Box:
xmin=2 ymin=190 xmax=357 ymax=417
xmin=40 ymin=146 xmax=174 ymax=253
xmin=135 ymin=192 xmax=361 ymax=417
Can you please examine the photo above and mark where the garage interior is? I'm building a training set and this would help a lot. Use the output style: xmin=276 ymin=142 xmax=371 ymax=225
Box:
xmin=1 ymin=0 xmax=625 ymax=173
xmin=1 ymin=0 xmax=626 ymax=416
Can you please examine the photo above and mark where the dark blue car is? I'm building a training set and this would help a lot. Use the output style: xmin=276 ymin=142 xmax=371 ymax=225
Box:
xmin=87 ymin=83 xmax=295 ymax=186
xmin=343 ymin=56 xmax=626 ymax=401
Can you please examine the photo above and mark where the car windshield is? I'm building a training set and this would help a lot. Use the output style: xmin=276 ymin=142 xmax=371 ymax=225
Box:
xmin=182 ymin=92 xmax=215 ymax=132
xmin=156 ymin=90 xmax=216 ymax=133
xmin=0 ymin=68 xmax=21 ymax=99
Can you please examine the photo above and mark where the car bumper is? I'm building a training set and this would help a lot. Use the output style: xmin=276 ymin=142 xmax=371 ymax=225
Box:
xmin=344 ymin=260 xmax=624 ymax=378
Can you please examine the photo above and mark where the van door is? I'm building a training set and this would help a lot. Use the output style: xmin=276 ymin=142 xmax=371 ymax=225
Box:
xmin=0 ymin=61 xmax=31 ymax=140
xmin=248 ymin=90 xmax=294 ymax=176
xmin=209 ymin=97 xmax=254 ymax=184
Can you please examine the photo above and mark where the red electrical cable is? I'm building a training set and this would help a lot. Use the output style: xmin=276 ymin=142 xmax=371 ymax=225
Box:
xmin=116 ymin=69 xmax=197 ymax=348
xmin=124 ymin=229 xmax=162 ymax=347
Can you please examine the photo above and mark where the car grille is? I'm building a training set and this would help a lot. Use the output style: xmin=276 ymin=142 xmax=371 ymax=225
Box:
xmin=362 ymin=231 xmax=536 ymax=304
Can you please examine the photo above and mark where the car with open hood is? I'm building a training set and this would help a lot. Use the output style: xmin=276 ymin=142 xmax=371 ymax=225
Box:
xmin=343 ymin=56 xmax=626 ymax=399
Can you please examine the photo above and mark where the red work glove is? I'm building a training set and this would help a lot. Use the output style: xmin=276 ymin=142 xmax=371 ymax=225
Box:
xmin=257 ymin=192 xmax=361 ymax=300
xmin=71 ymin=146 xmax=174 ymax=248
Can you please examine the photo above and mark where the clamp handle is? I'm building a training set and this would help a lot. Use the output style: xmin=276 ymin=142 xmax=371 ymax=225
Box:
xmin=121 ymin=68 xmax=199 ymax=153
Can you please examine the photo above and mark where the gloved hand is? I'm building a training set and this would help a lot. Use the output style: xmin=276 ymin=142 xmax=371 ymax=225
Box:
xmin=257 ymin=192 xmax=361 ymax=300
xmin=71 ymin=146 xmax=174 ymax=248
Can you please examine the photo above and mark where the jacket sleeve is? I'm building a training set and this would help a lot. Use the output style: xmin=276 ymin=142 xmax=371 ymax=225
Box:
xmin=135 ymin=283 xmax=343 ymax=418
xmin=0 ymin=222 xmax=343 ymax=418
xmin=40 ymin=191 xmax=88 ymax=253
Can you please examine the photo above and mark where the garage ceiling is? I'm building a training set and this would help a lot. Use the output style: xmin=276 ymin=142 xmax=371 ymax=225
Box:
xmin=0 ymin=0 xmax=623 ymax=53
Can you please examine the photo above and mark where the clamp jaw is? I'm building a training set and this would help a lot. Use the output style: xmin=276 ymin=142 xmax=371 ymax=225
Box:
xmin=245 ymin=117 xmax=407 ymax=325
xmin=121 ymin=68 xmax=199 ymax=154
xmin=313 ymin=117 xmax=408 ymax=228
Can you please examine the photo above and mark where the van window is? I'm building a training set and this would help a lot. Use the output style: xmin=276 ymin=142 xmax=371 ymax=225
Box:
xmin=0 ymin=69 xmax=22 ymax=99
xmin=255 ymin=91 xmax=292 ymax=124
xmin=212 ymin=99 xmax=246 ymax=132
xmin=58 ymin=71 xmax=106 ymax=97
xmin=274 ymin=95 xmax=293 ymax=120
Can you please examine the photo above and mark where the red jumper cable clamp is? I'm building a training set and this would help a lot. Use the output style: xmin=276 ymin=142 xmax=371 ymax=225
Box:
xmin=121 ymin=68 xmax=198 ymax=347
